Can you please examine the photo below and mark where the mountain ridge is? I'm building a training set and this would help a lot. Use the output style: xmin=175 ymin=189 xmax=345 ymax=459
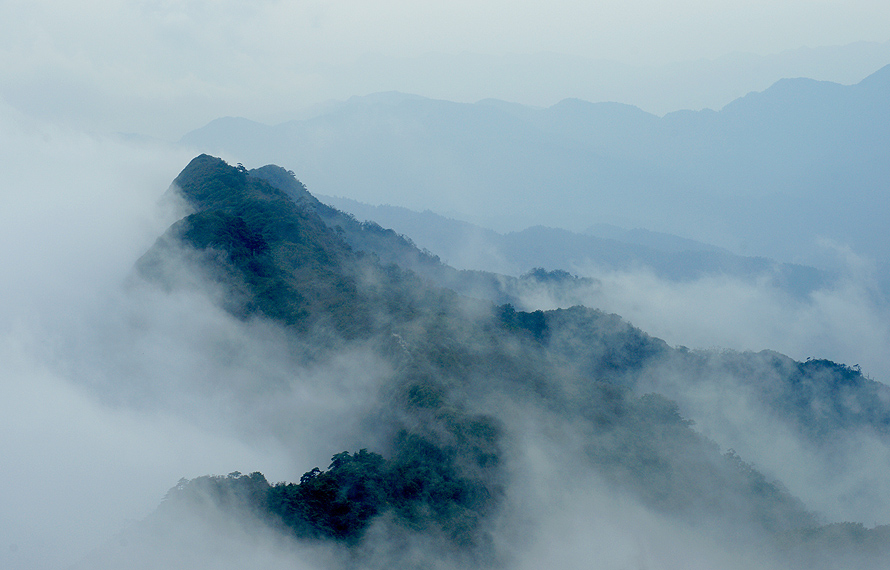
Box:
xmin=179 ymin=63 xmax=890 ymax=273
xmin=97 ymin=154 xmax=890 ymax=569
xmin=316 ymin=193 xmax=830 ymax=297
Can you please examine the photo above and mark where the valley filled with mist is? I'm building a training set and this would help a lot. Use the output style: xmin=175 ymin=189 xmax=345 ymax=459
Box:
xmin=2 ymin=34 xmax=890 ymax=570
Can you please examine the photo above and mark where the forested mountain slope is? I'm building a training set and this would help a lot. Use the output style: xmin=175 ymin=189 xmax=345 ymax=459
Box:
xmin=83 ymin=155 xmax=890 ymax=569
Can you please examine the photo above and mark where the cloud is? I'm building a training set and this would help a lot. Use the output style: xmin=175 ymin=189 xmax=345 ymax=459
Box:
xmin=0 ymin=110 xmax=305 ymax=569
xmin=0 ymin=337 xmax=293 ymax=570
xmin=538 ymin=255 xmax=890 ymax=382
xmin=490 ymin=399 xmax=787 ymax=570
xmin=503 ymin=251 xmax=890 ymax=526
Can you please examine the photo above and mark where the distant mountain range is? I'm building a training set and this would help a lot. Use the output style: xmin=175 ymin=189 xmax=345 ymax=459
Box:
xmin=180 ymin=64 xmax=890 ymax=280
xmin=316 ymin=194 xmax=830 ymax=297
xmin=271 ymin=41 xmax=890 ymax=118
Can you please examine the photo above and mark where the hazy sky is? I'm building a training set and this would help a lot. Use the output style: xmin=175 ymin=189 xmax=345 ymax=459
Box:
xmin=2 ymin=0 xmax=889 ymax=138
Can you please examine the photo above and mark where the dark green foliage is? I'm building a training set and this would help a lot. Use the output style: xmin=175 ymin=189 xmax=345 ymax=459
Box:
xmin=248 ymin=165 xmax=315 ymax=206
xmin=182 ymin=211 xmax=270 ymax=258
xmin=169 ymin=443 xmax=498 ymax=548
xmin=385 ymin=431 xmax=494 ymax=545
xmin=498 ymin=304 xmax=548 ymax=340
xmin=268 ymin=450 xmax=389 ymax=542
xmin=404 ymin=382 xmax=446 ymax=409
xmin=520 ymin=267 xmax=594 ymax=286
xmin=170 ymin=154 xmax=249 ymax=211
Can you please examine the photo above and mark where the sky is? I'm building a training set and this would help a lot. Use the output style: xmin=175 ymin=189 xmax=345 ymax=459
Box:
xmin=1 ymin=0 xmax=889 ymax=138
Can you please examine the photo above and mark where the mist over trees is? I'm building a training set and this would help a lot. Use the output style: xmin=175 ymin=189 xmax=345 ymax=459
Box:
xmin=68 ymin=155 xmax=890 ymax=569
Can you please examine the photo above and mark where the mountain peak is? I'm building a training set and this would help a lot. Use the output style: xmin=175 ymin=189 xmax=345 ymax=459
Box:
xmin=248 ymin=164 xmax=317 ymax=206
xmin=172 ymin=154 xmax=250 ymax=209
xmin=857 ymin=62 xmax=890 ymax=89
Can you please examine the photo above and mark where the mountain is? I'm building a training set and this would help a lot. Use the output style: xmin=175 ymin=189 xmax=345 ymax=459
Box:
xmin=180 ymin=65 xmax=890 ymax=279
xmin=317 ymin=194 xmax=830 ymax=297
xmin=241 ymin=163 xmax=596 ymax=309
xmin=309 ymin=42 xmax=890 ymax=118
xmin=75 ymin=155 xmax=890 ymax=568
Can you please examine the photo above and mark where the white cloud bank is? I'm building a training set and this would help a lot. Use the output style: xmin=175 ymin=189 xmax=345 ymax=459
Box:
xmin=0 ymin=109 xmax=292 ymax=570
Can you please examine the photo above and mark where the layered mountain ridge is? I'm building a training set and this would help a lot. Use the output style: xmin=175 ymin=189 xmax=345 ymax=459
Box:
xmin=82 ymin=155 xmax=890 ymax=569
xmin=180 ymin=64 xmax=890 ymax=277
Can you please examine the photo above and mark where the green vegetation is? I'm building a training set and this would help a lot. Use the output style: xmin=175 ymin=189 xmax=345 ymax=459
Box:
xmin=133 ymin=155 xmax=890 ymax=565
xmin=167 ymin=429 xmax=500 ymax=548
